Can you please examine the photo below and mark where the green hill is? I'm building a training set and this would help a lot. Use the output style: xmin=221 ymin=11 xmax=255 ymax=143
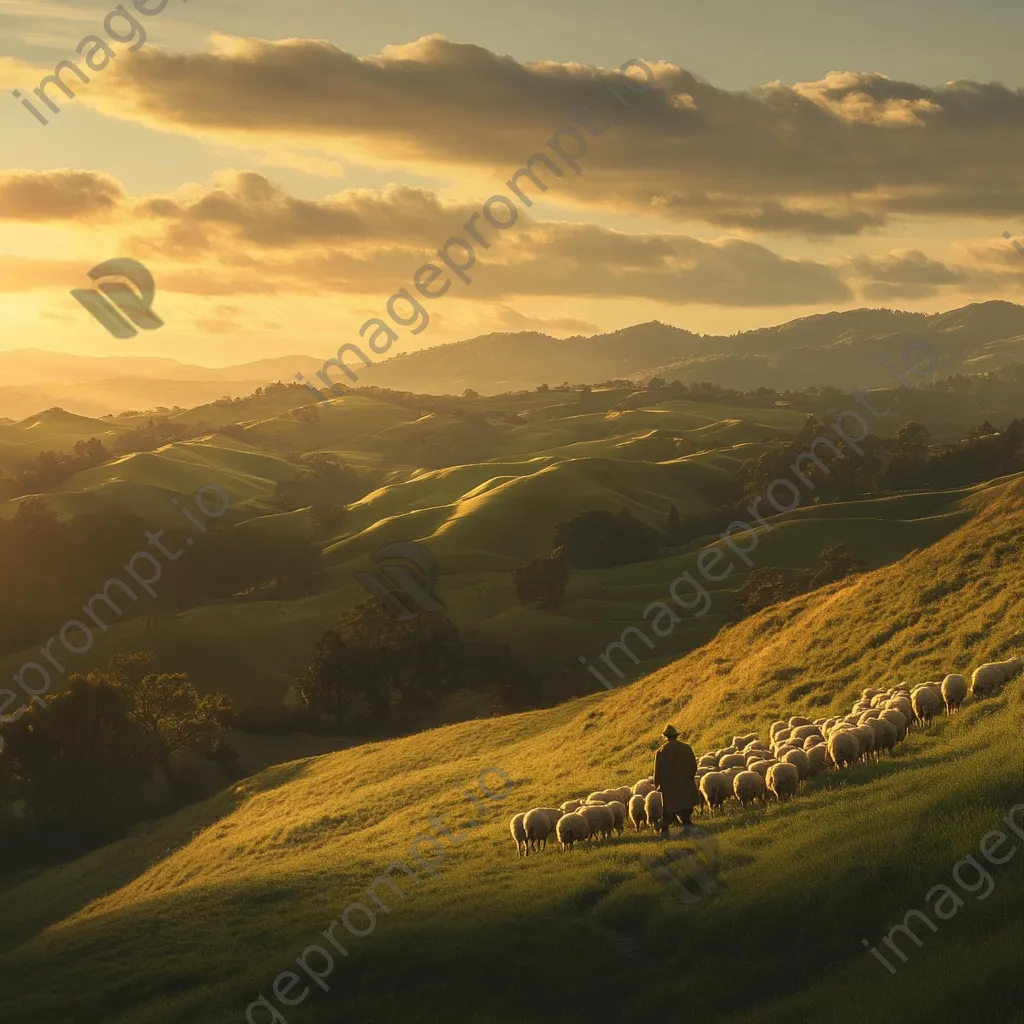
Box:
xmin=1 ymin=475 xmax=1021 ymax=1024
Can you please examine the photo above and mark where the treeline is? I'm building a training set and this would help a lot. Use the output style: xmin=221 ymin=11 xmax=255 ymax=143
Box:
xmin=731 ymin=543 xmax=865 ymax=619
xmin=0 ymin=437 xmax=111 ymax=498
xmin=740 ymin=417 xmax=1024 ymax=502
xmin=0 ymin=499 xmax=321 ymax=657
xmin=0 ymin=652 xmax=234 ymax=871
xmin=290 ymin=595 xmax=590 ymax=737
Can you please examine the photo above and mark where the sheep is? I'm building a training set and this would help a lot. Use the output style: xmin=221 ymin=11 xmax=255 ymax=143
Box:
xmin=827 ymin=730 xmax=859 ymax=770
xmin=523 ymin=808 xmax=553 ymax=854
xmin=697 ymin=755 xmax=719 ymax=770
xmin=769 ymin=721 xmax=788 ymax=740
xmin=802 ymin=735 xmax=824 ymax=751
xmin=850 ymin=724 xmax=876 ymax=761
xmin=699 ymin=772 xmax=731 ymax=816
xmin=632 ymin=779 xmax=657 ymax=797
xmin=606 ymin=800 xmax=627 ymax=835
xmin=719 ymin=753 xmax=747 ymax=770
xmin=556 ymin=812 xmax=589 ymax=852
xmin=587 ymin=790 xmax=618 ymax=805
xmin=773 ymin=743 xmax=799 ymax=759
xmin=805 ymin=745 xmax=828 ymax=776
xmin=535 ymin=807 xmax=564 ymax=832
xmin=780 ymin=747 xmax=809 ymax=780
xmin=628 ymin=793 xmax=647 ymax=831
xmin=971 ymin=663 xmax=1004 ymax=698
xmin=610 ymin=786 xmax=633 ymax=805
xmin=734 ymin=770 xmax=766 ymax=806
xmin=747 ymin=759 xmax=773 ymax=778
xmin=971 ymin=659 xmax=1020 ymax=697
xmin=766 ymin=762 xmax=800 ymax=801
xmin=912 ymin=686 xmax=944 ymax=723
xmin=509 ymin=813 xmax=527 ymax=857
xmin=790 ymin=724 xmax=822 ymax=743
xmin=788 ymin=716 xmax=811 ymax=728
xmin=579 ymin=804 xmax=614 ymax=842
xmin=888 ymin=696 xmax=913 ymax=724
xmin=644 ymin=790 xmax=664 ymax=829
xmin=941 ymin=674 xmax=967 ymax=713
xmin=868 ymin=717 xmax=898 ymax=757
xmin=560 ymin=798 xmax=585 ymax=814
xmin=879 ymin=708 xmax=908 ymax=742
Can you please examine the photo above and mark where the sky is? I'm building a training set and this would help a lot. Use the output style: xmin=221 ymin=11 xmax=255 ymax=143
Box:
xmin=1 ymin=0 xmax=1024 ymax=367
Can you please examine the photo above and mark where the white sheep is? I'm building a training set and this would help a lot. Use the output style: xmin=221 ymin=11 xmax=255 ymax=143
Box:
xmin=579 ymin=804 xmax=614 ymax=841
xmin=560 ymin=798 xmax=585 ymax=814
xmin=805 ymin=745 xmax=828 ymax=776
xmin=940 ymin=674 xmax=967 ymax=713
xmin=606 ymin=800 xmax=627 ymax=835
xmin=719 ymin=753 xmax=747 ymax=770
xmin=879 ymin=708 xmax=908 ymax=742
xmin=535 ymin=806 xmax=564 ymax=832
xmin=644 ymin=790 xmax=664 ymax=829
xmin=747 ymin=759 xmax=773 ymax=777
xmin=911 ymin=686 xmax=943 ymax=723
xmin=971 ymin=663 xmax=1004 ymax=698
xmin=610 ymin=786 xmax=633 ymax=805
xmin=523 ymin=808 xmax=552 ymax=854
xmin=628 ymin=793 xmax=647 ymax=831
xmin=556 ymin=812 xmax=589 ymax=852
xmin=632 ymin=779 xmax=657 ymax=797
xmin=699 ymin=772 xmax=730 ymax=816
xmin=509 ymin=813 xmax=527 ymax=857
xmin=827 ymin=731 xmax=859 ymax=769
xmin=782 ymin=748 xmax=810 ymax=780
xmin=734 ymin=770 xmax=766 ymax=806
xmin=766 ymin=762 xmax=800 ymax=801
xmin=867 ymin=717 xmax=898 ymax=757
xmin=788 ymin=716 xmax=812 ymax=728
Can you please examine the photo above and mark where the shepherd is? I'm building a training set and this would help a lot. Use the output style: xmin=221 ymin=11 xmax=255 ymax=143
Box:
xmin=653 ymin=724 xmax=701 ymax=836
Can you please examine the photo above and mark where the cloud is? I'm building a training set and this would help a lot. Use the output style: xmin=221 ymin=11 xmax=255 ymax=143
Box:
xmin=0 ymin=169 xmax=125 ymax=220
xmin=53 ymin=35 xmax=1024 ymax=237
xmin=845 ymin=248 xmax=970 ymax=299
xmin=131 ymin=172 xmax=486 ymax=253
xmin=490 ymin=305 xmax=598 ymax=335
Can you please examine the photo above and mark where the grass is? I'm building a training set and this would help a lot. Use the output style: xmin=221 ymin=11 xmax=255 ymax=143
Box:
xmin=1 ymin=479 xmax=1022 ymax=1022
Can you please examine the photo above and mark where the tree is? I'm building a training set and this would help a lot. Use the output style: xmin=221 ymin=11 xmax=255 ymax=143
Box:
xmin=297 ymin=600 xmax=465 ymax=734
xmin=1 ymin=674 xmax=157 ymax=856
xmin=88 ymin=652 xmax=233 ymax=782
xmin=553 ymin=508 xmax=663 ymax=569
xmin=512 ymin=548 xmax=569 ymax=609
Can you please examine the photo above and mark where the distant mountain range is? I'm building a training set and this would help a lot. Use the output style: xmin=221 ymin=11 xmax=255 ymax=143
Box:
xmin=3 ymin=301 xmax=1023 ymax=418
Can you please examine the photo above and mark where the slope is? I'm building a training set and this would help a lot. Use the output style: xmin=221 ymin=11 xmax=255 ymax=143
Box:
xmin=1 ymin=478 xmax=1022 ymax=1024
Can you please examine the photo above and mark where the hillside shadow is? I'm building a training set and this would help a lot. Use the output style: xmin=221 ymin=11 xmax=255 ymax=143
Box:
xmin=0 ymin=758 xmax=315 ymax=951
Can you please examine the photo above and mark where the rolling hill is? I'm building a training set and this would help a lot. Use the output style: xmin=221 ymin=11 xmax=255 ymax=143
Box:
xmin=2 ymin=373 xmax=1016 ymax=707
xmin=4 ymin=301 xmax=1024 ymax=420
xmin=1 ymin=473 xmax=1021 ymax=1024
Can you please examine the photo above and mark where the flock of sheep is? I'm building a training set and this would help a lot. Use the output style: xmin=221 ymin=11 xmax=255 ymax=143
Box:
xmin=509 ymin=657 xmax=1022 ymax=855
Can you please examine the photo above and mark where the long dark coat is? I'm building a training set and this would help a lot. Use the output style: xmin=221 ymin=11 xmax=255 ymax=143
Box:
xmin=654 ymin=738 xmax=701 ymax=813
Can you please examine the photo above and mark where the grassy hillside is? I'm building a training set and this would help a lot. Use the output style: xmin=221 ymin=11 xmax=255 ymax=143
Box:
xmin=1 ymin=475 xmax=1022 ymax=1024
xmin=0 ymin=376 xmax=1016 ymax=706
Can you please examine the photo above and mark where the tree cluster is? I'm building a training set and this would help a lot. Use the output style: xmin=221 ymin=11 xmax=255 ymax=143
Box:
xmin=297 ymin=596 xmax=591 ymax=735
xmin=0 ymin=437 xmax=110 ymax=498
xmin=0 ymin=652 xmax=233 ymax=870
xmin=731 ymin=543 xmax=866 ymax=620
